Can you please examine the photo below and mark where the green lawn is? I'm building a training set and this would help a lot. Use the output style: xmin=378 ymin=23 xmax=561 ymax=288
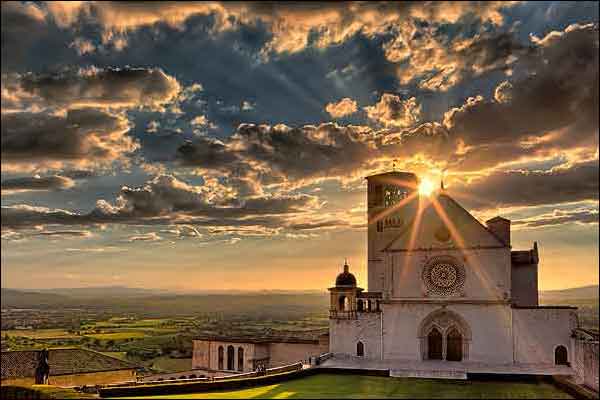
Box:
xmin=119 ymin=374 xmax=572 ymax=399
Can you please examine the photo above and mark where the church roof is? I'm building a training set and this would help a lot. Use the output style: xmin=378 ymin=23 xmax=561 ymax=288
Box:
xmin=383 ymin=193 xmax=507 ymax=251
xmin=335 ymin=261 xmax=357 ymax=287
xmin=1 ymin=348 xmax=137 ymax=379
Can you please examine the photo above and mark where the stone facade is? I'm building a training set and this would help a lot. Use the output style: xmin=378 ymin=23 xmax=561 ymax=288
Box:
xmin=329 ymin=170 xmax=583 ymax=375
xmin=192 ymin=335 xmax=327 ymax=375
xmin=572 ymin=329 xmax=599 ymax=391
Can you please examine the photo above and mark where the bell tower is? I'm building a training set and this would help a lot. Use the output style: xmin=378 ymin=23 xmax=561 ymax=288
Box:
xmin=366 ymin=171 xmax=419 ymax=292
xmin=329 ymin=261 xmax=362 ymax=320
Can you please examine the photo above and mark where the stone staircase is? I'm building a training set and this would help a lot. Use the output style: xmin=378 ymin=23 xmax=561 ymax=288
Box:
xmin=390 ymin=368 xmax=467 ymax=380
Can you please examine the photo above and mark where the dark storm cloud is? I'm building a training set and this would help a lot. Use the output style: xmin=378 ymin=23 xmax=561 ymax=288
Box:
xmin=1 ymin=109 xmax=135 ymax=170
xmin=448 ymin=161 xmax=599 ymax=210
xmin=1 ymin=175 xmax=75 ymax=193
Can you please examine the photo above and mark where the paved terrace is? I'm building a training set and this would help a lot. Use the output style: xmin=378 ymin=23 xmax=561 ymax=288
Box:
xmin=320 ymin=356 xmax=575 ymax=379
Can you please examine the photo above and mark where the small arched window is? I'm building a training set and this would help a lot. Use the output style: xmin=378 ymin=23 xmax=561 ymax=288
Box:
xmin=227 ymin=345 xmax=235 ymax=370
xmin=339 ymin=295 xmax=346 ymax=311
xmin=555 ymin=345 xmax=568 ymax=365
xmin=238 ymin=347 xmax=244 ymax=371
xmin=357 ymin=341 xmax=364 ymax=357
xmin=357 ymin=299 xmax=364 ymax=311
xmin=218 ymin=346 xmax=224 ymax=370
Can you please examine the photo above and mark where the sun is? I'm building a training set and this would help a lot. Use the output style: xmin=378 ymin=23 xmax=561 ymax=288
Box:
xmin=418 ymin=177 xmax=436 ymax=197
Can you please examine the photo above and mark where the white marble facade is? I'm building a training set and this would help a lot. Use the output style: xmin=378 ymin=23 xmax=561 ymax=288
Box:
xmin=328 ymin=171 xmax=578 ymax=370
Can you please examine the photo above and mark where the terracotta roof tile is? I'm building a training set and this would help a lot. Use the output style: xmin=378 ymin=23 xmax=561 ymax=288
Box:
xmin=1 ymin=348 xmax=137 ymax=379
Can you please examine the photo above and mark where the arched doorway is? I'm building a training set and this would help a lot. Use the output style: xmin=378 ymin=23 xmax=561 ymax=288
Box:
xmin=218 ymin=346 xmax=224 ymax=370
xmin=446 ymin=327 xmax=463 ymax=361
xmin=357 ymin=341 xmax=364 ymax=357
xmin=227 ymin=345 xmax=235 ymax=370
xmin=427 ymin=328 xmax=443 ymax=360
xmin=339 ymin=295 xmax=347 ymax=311
xmin=238 ymin=347 xmax=244 ymax=371
xmin=555 ymin=345 xmax=568 ymax=365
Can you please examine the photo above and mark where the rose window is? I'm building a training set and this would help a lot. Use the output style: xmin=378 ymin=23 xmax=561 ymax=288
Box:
xmin=422 ymin=256 xmax=465 ymax=296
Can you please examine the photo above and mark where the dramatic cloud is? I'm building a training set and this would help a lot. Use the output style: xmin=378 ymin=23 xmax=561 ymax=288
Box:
xmin=8 ymin=66 xmax=180 ymax=111
xmin=1 ymin=175 xmax=75 ymax=194
xmin=1 ymin=1 xmax=47 ymax=69
xmin=1 ymin=175 xmax=323 ymax=231
xmin=128 ymin=232 xmax=162 ymax=242
xmin=512 ymin=208 xmax=599 ymax=229
xmin=36 ymin=230 xmax=93 ymax=238
xmin=42 ymin=1 xmax=514 ymax=56
xmin=364 ymin=94 xmax=421 ymax=128
xmin=325 ymin=98 xmax=358 ymax=118
xmin=1 ymin=108 xmax=136 ymax=171
xmin=443 ymin=23 xmax=599 ymax=170
xmin=448 ymin=161 xmax=599 ymax=209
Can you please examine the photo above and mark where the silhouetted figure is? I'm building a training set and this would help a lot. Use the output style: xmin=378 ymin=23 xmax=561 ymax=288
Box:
xmin=35 ymin=349 xmax=50 ymax=384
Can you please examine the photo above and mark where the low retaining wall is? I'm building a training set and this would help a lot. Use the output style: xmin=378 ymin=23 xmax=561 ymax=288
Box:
xmin=99 ymin=368 xmax=317 ymax=398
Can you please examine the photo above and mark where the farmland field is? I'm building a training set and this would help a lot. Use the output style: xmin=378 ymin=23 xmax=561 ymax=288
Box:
xmin=2 ymin=329 xmax=79 ymax=339
xmin=84 ymin=331 xmax=148 ymax=340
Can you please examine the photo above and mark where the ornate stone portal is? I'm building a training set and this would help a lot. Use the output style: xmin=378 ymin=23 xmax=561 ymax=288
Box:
xmin=418 ymin=309 xmax=471 ymax=362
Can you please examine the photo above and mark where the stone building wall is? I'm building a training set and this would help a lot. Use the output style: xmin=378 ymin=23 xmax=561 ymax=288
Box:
xmin=192 ymin=340 xmax=210 ymax=370
xmin=512 ymin=308 xmax=578 ymax=364
xmin=329 ymin=312 xmax=382 ymax=360
xmin=193 ymin=339 xmax=324 ymax=373
xmin=572 ymin=334 xmax=599 ymax=392
xmin=511 ymin=263 xmax=538 ymax=307
xmin=382 ymin=302 xmax=513 ymax=363
xmin=389 ymin=248 xmax=511 ymax=301
xmin=267 ymin=342 xmax=324 ymax=367
xmin=203 ymin=341 xmax=256 ymax=373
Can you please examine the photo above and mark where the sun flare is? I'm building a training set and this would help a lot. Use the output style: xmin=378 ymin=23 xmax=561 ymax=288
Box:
xmin=418 ymin=177 xmax=436 ymax=196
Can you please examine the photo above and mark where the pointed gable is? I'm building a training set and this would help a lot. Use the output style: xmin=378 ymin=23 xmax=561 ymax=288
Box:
xmin=383 ymin=193 xmax=506 ymax=251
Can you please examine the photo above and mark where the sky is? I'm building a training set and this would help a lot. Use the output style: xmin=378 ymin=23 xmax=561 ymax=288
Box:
xmin=1 ymin=1 xmax=598 ymax=291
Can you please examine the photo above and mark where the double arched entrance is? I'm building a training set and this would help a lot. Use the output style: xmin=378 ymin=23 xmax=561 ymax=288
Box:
xmin=419 ymin=308 xmax=471 ymax=362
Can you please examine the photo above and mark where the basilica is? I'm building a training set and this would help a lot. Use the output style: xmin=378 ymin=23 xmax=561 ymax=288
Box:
xmin=327 ymin=171 xmax=582 ymax=377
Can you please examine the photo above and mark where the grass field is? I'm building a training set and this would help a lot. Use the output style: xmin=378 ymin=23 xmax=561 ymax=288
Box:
xmin=119 ymin=374 xmax=572 ymax=399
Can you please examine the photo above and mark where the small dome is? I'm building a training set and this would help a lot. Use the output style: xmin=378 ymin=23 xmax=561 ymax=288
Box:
xmin=335 ymin=261 xmax=356 ymax=287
